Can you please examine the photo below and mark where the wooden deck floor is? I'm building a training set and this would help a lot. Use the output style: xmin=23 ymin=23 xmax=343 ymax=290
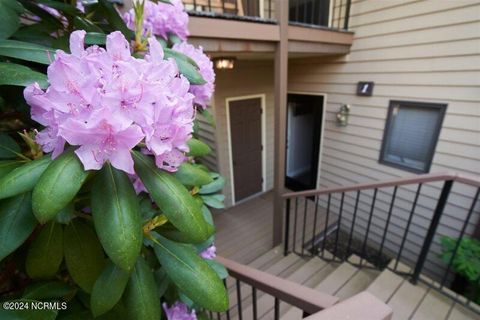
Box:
xmin=213 ymin=192 xmax=332 ymax=265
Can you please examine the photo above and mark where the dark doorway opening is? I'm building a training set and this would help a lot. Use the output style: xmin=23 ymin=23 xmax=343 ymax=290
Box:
xmin=285 ymin=94 xmax=324 ymax=191
xmin=229 ymin=97 xmax=263 ymax=202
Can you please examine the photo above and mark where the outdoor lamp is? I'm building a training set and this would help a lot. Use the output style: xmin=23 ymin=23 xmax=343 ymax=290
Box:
xmin=336 ymin=104 xmax=351 ymax=126
xmin=214 ymin=57 xmax=236 ymax=70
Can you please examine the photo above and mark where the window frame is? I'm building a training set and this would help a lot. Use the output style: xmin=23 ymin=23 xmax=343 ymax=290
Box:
xmin=379 ymin=100 xmax=447 ymax=174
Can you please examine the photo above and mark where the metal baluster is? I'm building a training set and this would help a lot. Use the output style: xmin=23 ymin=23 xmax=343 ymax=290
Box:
xmin=311 ymin=0 xmax=316 ymax=25
xmin=360 ymin=188 xmax=377 ymax=266
xmin=295 ymin=0 xmax=299 ymax=22
xmin=217 ymin=313 xmax=221 ymax=320
xmin=333 ymin=192 xmax=345 ymax=259
xmin=222 ymin=0 xmax=225 ymax=14
xmin=344 ymin=0 xmax=352 ymax=30
xmin=252 ymin=287 xmax=257 ymax=320
xmin=236 ymin=279 xmax=243 ymax=320
xmin=234 ymin=0 xmax=238 ymax=15
xmin=284 ymin=198 xmax=291 ymax=256
xmin=301 ymin=197 xmax=308 ymax=255
xmin=321 ymin=194 xmax=332 ymax=258
xmin=193 ymin=0 xmax=197 ymax=11
xmin=208 ymin=0 xmax=212 ymax=12
xmin=412 ymin=180 xmax=453 ymax=284
xmin=223 ymin=279 xmax=231 ymax=320
xmin=268 ymin=0 xmax=272 ymax=19
xmin=440 ymin=187 xmax=480 ymax=288
xmin=274 ymin=298 xmax=280 ymax=320
xmin=293 ymin=197 xmax=298 ymax=254
xmin=303 ymin=0 xmax=307 ymax=24
xmin=378 ymin=186 xmax=398 ymax=260
xmin=209 ymin=311 xmax=214 ymax=319
xmin=346 ymin=190 xmax=361 ymax=259
xmin=395 ymin=183 xmax=422 ymax=271
xmin=310 ymin=195 xmax=319 ymax=256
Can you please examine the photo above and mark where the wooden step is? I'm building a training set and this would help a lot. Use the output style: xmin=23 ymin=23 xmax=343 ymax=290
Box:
xmin=386 ymin=280 xmax=429 ymax=320
xmin=248 ymin=246 xmax=284 ymax=270
xmin=447 ymin=303 xmax=480 ymax=320
xmin=313 ymin=260 xmax=358 ymax=295
xmin=245 ymin=257 xmax=330 ymax=320
xmin=367 ymin=269 xmax=405 ymax=302
xmin=411 ymin=288 xmax=455 ymax=320
xmin=335 ymin=268 xmax=379 ymax=300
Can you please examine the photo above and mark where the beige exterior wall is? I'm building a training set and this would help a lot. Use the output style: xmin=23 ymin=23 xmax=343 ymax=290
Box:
xmin=212 ymin=60 xmax=275 ymax=206
xmin=288 ymin=0 xmax=480 ymax=277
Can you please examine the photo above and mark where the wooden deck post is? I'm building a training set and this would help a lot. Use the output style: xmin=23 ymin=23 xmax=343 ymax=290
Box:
xmin=273 ymin=0 xmax=289 ymax=246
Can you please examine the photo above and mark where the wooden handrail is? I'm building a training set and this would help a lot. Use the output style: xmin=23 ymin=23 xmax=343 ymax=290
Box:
xmin=282 ymin=172 xmax=480 ymax=199
xmin=216 ymin=256 xmax=339 ymax=314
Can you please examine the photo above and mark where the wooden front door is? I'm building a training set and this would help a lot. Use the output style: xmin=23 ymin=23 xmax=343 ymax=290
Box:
xmin=229 ymin=97 xmax=263 ymax=202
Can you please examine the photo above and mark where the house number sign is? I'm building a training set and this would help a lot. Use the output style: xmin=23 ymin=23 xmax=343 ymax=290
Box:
xmin=357 ymin=81 xmax=374 ymax=96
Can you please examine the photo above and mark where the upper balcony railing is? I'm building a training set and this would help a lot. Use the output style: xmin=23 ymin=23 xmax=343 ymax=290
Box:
xmin=183 ymin=0 xmax=352 ymax=30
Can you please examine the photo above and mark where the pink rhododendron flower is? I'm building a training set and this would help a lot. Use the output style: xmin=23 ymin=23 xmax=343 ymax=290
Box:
xmin=123 ymin=0 xmax=189 ymax=41
xmin=24 ymin=30 xmax=196 ymax=174
xmin=173 ymin=42 xmax=215 ymax=108
xmin=163 ymin=302 xmax=197 ymax=320
xmin=199 ymin=244 xmax=216 ymax=260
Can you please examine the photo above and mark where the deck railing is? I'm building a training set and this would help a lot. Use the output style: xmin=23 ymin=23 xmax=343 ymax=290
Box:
xmin=183 ymin=0 xmax=276 ymax=22
xmin=282 ymin=172 xmax=480 ymax=313
xmin=215 ymin=256 xmax=391 ymax=320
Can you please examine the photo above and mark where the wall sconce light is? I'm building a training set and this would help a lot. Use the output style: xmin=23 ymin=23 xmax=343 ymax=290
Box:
xmin=214 ymin=57 xmax=236 ymax=70
xmin=336 ymin=104 xmax=351 ymax=126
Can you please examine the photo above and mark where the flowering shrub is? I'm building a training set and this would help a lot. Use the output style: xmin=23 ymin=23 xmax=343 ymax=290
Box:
xmin=0 ymin=1 xmax=226 ymax=319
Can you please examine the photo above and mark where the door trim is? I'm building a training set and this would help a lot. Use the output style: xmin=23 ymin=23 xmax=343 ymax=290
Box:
xmin=226 ymin=94 xmax=267 ymax=205
xmin=287 ymin=91 xmax=327 ymax=190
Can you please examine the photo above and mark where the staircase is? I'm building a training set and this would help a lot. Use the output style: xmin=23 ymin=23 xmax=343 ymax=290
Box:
xmin=222 ymin=246 xmax=479 ymax=320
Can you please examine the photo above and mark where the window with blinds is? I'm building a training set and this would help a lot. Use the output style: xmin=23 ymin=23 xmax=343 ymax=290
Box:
xmin=379 ymin=101 xmax=447 ymax=173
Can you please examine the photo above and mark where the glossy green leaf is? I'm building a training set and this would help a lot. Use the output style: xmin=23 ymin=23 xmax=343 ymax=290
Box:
xmin=0 ymin=62 xmax=48 ymax=88
xmin=64 ymin=220 xmax=105 ymax=293
xmin=55 ymin=203 xmax=75 ymax=225
xmin=205 ymin=259 xmax=228 ymax=280
xmin=133 ymin=151 xmax=213 ymax=243
xmin=164 ymin=48 xmax=199 ymax=68
xmin=199 ymin=175 xmax=225 ymax=194
xmin=37 ymin=0 xmax=82 ymax=16
xmin=0 ymin=39 xmax=56 ymax=65
xmin=0 ymin=133 xmax=21 ymax=159
xmin=12 ymin=25 xmax=55 ymax=47
xmin=23 ymin=281 xmax=74 ymax=300
xmin=21 ymin=1 xmax=63 ymax=31
xmin=26 ymin=221 xmax=63 ymax=279
xmin=91 ymin=164 xmax=142 ymax=271
xmin=32 ymin=151 xmax=89 ymax=224
xmin=174 ymin=163 xmax=213 ymax=187
xmin=0 ymin=156 xmax=51 ymax=200
xmin=98 ymin=0 xmax=134 ymax=39
xmin=154 ymin=268 xmax=170 ymax=297
xmin=201 ymin=194 xmax=225 ymax=209
xmin=164 ymin=48 xmax=206 ymax=85
xmin=152 ymin=233 xmax=228 ymax=311
xmin=0 ymin=0 xmax=23 ymax=39
xmin=0 ymin=299 xmax=57 ymax=319
xmin=187 ymin=138 xmax=211 ymax=157
xmin=124 ymin=257 xmax=161 ymax=320
xmin=0 ymin=160 xmax=24 ymax=177
xmin=0 ymin=192 xmax=36 ymax=261
xmin=200 ymin=108 xmax=216 ymax=127
xmin=85 ymin=32 xmax=107 ymax=45
xmin=91 ymin=261 xmax=130 ymax=317
xmin=74 ymin=17 xmax=105 ymax=34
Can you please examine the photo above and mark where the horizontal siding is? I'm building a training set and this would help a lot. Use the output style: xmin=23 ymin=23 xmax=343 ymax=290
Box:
xmin=290 ymin=0 xmax=480 ymax=280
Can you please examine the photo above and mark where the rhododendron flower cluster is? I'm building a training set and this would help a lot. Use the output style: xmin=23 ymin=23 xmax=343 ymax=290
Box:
xmin=24 ymin=30 xmax=196 ymax=174
xmin=123 ymin=0 xmax=189 ymax=41
xmin=173 ymin=42 xmax=215 ymax=108
xmin=163 ymin=302 xmax=197 ymax=320
xmin=199 ymin=244 xmax=217 ymax=260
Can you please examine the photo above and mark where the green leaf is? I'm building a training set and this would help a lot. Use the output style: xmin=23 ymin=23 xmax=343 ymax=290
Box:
xmin=0 ymin=39 xmax=56 ymax=65
xmin=0 ymin=299 xmax=57 ymax=319
xmin=64 ymin=220 xmax=105 ymax=293
xmin=0 ymin=62 xmax=48 ymax=88
xmin=124 ymin=257 xmax=161 ymax=320
xmin=91 ymin=164 xmax=142 ymax=271
xmin=12 ymin=25 xmax=55 ymax=47
xmin=154 ymin=268 xmax=170 ymax=297
xmin=32 ymin=151 xmax=89 ymax=223
xmin=201 ymin=194 xmax=225 ymax=209
xmin=91 ymin=261 xmax=130 ymax=317
xmin=97 ymin=0 xmax=134 ymax=40
xmin=200 ymin=175 xmax=225 ymax=194
xmin=23 ymin=281 xmax=74 ymax=300
xmin=200 ymin=108 xmax=216 ymax=127
xmin=0 ymin=160 xmax=24 ymax=177
xmin=0 ymin=133 xmax=21 ymax=159
xmin=187 ymin=138 xmax=211 ymax=157
xmin=205 ymin=259 xmax=228 ymax=280
xmin=0 ymin=192 xmax=36 ymax=261
xmin=25 ymin=221 xmax=63 ymax=279
xmin=21 ymin=1 xmax=63 ymax=31
xmin=85 ymin=32 xmax=107 ymax=45
xmin=0 ymin=0 xmax=22 ymax=39
xmin=37 ymin=0 xmax=82 ymax=16
xmin=164 ymin=48 xmax=206 ymax=85
xmin=0 ymin=156 xmax=51 ymax=200
xmin=152 ymin=233 xmax=229 ymax=311
xmin=133 ymin=151 xmax=213 ymax=243
xmin=74 ymin=17 xmax=105 ymax=34
xmin=174 ymin=163 xmax=213 ymax=187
